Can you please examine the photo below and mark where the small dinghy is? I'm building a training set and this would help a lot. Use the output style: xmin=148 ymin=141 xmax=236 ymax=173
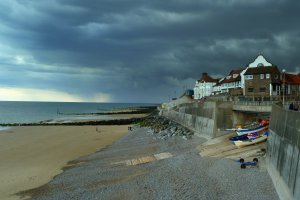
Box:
xmin=229 ymin=134 xmax=249 ymax=142
xmin=235 ymin=125 xmax=268 ymax=136
xmin=233 ymin=131 xmax=269 ymax=148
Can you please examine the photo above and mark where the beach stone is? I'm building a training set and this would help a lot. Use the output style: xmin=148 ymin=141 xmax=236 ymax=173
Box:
xmin=177 ymin=130 xmax=183 ymax=135
xmin=186 ymin=135 xmax=192 ymax=139
xmin=161 ymin=135 xmax=168 ymax=140
xmin=137 ymin=114 xmax=194 ymax=140
xmin=170 ymin=127 xmax=177 ymax=133
xmin=186 ymin=131 xmax=193 ymax=136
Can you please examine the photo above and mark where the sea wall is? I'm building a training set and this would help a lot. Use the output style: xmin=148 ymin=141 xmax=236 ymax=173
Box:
xmin=160 ymin=101 xmax=233 ymax=138
xmin=267 ymin=104 xmax=300 ymax=200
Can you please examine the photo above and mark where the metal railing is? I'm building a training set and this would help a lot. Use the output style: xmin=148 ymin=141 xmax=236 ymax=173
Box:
xmin=233 ymin=101 xmax=275 ymax=106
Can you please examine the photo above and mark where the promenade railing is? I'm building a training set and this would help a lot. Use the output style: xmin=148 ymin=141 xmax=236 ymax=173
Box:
xmin=232 ymin=101 xmax=275 ymax=106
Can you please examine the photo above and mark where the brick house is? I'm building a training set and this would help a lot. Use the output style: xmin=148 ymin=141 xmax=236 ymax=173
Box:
xmin=241 ymin=55 xmax=273 ymax=95
xmin=244 ymin=66 xmax=281 ymax=97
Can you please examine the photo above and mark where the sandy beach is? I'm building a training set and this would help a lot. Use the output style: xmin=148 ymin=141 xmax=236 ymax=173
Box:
xmin=0 ymin=125 xmax=128 ymax=200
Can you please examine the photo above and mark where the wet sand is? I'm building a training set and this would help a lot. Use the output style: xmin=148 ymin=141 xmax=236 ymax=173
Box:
xmin=0 ymin=125 xmax=128 ymax=200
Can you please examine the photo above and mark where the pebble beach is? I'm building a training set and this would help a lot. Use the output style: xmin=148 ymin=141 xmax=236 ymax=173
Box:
xmin=20 ymin=127 xmax=279 ymax=200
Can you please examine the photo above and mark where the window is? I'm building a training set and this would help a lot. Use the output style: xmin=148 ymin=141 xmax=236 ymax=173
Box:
xmin=257 ymin=63 xmax=264 ymax=67
xmin=266 ymin=74 xmax=270 ymax=79
xmin=233 ymin=74 xmax=238 ymax=78
xmin=260 ymin=87 xmax=266 ymax=92
xmin=274 ymin=75 xmax=278 ymax=79
xmin=226 ymin=75 xmax=231 ymax=79
xmin=260 ymin=74 xmax=264 ymax=79
xmin=248 ymin=88 xmax=254 ymax=92
xmin=245 ymin=75 xmax=253 ymax=80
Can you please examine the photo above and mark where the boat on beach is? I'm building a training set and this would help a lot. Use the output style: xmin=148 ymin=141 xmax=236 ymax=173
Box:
xmin=235 ymin=125 xmax=268 ymax=136
xmin=233 ymin=131 xmax=269 ymax=148
xmin=229 ymin=134 xmax=249 ymax=142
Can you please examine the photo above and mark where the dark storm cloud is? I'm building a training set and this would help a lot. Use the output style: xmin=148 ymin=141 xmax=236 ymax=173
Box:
xmin=0 ymin=0 xmax=300 ymax=102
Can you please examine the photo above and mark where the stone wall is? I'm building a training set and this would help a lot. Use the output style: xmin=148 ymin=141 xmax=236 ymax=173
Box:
xmin=161 ymin=101 xmax=233 ymax=138
xmin=267 ymin=104 xmax=300 ymax=200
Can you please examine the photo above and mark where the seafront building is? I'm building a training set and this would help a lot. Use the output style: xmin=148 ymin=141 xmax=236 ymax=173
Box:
xmin=244 ymin=65 xmax=281 ymax=97
xmin=215 ymin=68 xmax=244 ymax=95
xmin=241 ymin=55 xmax=273 ymax=95
xmin=193 ymin=73 xmax=219 ymax=99
xmin=282 ymin=72 xmax=300 ymax=96
xmin=193 ymin=54 xmax=300 ymax=99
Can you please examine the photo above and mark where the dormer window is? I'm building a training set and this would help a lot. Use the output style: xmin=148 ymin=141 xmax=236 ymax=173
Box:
xmin=233 ymin=74 xmax=238 ymax=78
xmin=226 ymin=75 xmax=231 ymax=79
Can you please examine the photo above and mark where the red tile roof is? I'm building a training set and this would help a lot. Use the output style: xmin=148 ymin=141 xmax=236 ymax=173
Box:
xmin=219 ymin=68 xmax=245 ymax=84
xmin=229 ymin=68 xmax=244 ymax=75
xmin=197 ymin=73 xmax=219 ymax=83
xmin=283 ymin=73 xmax=300 ymax=85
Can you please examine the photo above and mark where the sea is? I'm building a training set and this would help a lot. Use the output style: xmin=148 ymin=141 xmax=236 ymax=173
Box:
xmin=0 ymin=101 xmax=157 ymax=125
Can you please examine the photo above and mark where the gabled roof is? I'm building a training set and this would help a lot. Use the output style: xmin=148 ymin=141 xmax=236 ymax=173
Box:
xmin=244 ymin=66 xmax=280 ymax=75
xmin=197 ymin=73 xmax=219 ymax=83
xmin=283 ymin=73 xmax=300 ymax=85
xmin=219 ymin=68 xmax=244 ymax=84
xmin=213 ymin=77 xmax=225 ymax=87
xmin=229 ymin=68 xmax=244 ymax=75
xmin=248 ymin=55 xmax=273 ymax=67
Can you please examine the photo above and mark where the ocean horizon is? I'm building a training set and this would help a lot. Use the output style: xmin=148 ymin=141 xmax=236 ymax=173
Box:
xmin=0 ymin=101 xmax=157 ymax=124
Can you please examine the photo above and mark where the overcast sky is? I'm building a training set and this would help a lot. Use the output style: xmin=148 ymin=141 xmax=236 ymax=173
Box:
xmin=0 ymin=0 xmax=300 ymax=103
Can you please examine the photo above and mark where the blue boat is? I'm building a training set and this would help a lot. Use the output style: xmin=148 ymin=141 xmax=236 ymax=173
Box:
xmin=235 ymin=125 xmax=268 ymax=136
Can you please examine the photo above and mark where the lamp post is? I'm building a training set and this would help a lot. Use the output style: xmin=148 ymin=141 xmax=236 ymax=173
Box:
xmin=203 ymin=81 xmax=206 ymax=98
xmin=282 ymin=69 xmax=286 ymax=107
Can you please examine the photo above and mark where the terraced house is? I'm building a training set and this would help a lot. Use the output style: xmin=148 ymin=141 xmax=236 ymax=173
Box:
xmin=244 ymin=65 xmax=281 ymax=97
xmin=216 ymin=69 xmax=244 ymax=95
xmin=193 ymin=55 xmax=300 ymax=99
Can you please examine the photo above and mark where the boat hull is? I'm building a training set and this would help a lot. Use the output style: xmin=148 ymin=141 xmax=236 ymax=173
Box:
xmin=235 ymin=125 xmax=268 ymax=136
xmin=234 ymin=136 xmax=267 ymax=148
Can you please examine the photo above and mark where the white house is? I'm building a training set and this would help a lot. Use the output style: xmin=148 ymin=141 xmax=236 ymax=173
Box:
xmin=217 ymin=69 xmax=244 ymax=94
xmin=194 ymin=73 xmax=219 ymax=99
xmin=196 ymin=55 xmax=274 ymax=97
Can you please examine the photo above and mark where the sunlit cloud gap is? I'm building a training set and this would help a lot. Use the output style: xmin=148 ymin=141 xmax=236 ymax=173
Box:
xmin=0 ymin=87 xmax=112 ymax=102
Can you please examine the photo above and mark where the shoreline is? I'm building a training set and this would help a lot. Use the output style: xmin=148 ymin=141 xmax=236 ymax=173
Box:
xmin=0 ymin=125 xmax=130 ymax=200
xmin=57 ymin=106 xmax=158 ymax=116
xmin=0 ymin=112 xmax=155 ymax=127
